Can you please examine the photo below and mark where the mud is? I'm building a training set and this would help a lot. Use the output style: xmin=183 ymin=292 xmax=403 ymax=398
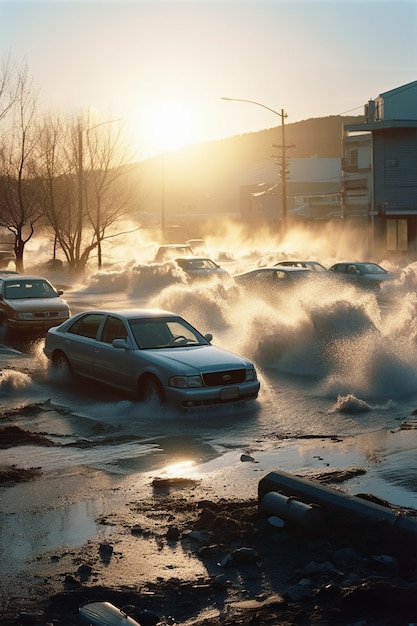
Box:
xmin=0 ymin=423 xmax=416 ymax=626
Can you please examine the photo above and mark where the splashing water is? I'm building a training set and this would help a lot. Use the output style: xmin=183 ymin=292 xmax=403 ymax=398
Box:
xmin=0 ymin=370 xmax=32 ymax=393
xmin=50 ymin=231 xmax=417 ymax=406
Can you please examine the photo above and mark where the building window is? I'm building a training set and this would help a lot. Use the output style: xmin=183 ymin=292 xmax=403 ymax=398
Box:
xmin=386 ymin=219 xmax=408 ymax=251
xmin=348 ymin=149 xmax=358 ymax=166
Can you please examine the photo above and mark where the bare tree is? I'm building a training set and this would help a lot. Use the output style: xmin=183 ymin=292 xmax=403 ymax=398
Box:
xmin=0 ymin=55 xmax=17 ymax=123
xmin=37 ymin=109 xmax=139 ymax=274
xmin=0 ymin=62 xmax=42 ymax=271
xmin=81 ymin=113 xmax=137 ymax=269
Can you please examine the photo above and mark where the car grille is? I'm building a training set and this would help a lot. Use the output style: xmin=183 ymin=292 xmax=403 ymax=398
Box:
xmin=33 ymin=311 xmax=60 ymax=319
xmin=202 ymin=369 xmax=246 ymax=387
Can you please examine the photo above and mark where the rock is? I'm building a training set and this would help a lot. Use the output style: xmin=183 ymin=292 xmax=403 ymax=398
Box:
xmin=232 ymin=546 xmax=259 ymax=563
xmin=77 ymin=562 xmax=93 ymax=578
xmin=99 ymin=542 xmax=114 ymax=562
xmin=211 ymin=574 xmax=230 ymax=589
xmin=166 ymin=525 xmax=181 ymax=541
xmin=240 ymin=453 xmax=255 ymax=462
xmin=136 ymin=609 xmax=161 ymax=626
xmin=184 ymin=530 xmax=208 ymax=543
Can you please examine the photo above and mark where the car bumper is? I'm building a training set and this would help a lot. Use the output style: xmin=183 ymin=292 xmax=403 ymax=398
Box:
xmin=7 ymin=318 xmax=69 ymax=331
xmin=164 ymin=381 xmax=260 ymax=409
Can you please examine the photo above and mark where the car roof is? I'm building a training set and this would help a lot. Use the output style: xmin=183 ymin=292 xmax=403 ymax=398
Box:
xmin=276 ymin=260 xmax=325 ymax=266
xmin=0 ymin=270 xmax=20 ymax=277
xmin=235 ymin=266 xmax=311 ymax=276
xmin=257 ymin=266 xmax=311 ymax=272
xmin=71 ymin=308 xmax=178 ymax=320
xmin=0 ymin=273 xmax=49 ymax=281
xmin=175 ymin=256 xmax=212 ymax=262
xmin=157 ymin=244 xmax=192 ymax=250
xmin=332 ymin=262 xmax=381 ymax=268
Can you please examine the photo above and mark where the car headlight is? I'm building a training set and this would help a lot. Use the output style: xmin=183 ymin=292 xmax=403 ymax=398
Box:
xmin=14 ymin=312 xmax=34 ymax=320
xmin=246 ymin=367 xmax=257 ymax=381
xmin=169 ymin=375 xmax=203 ymax=388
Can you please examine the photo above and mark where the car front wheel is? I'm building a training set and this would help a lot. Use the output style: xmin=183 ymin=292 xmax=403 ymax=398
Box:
xmin=142 ymin=375 xmax=164 ymax=407
xmin=52 ymin=351 xmax=72 ymax=373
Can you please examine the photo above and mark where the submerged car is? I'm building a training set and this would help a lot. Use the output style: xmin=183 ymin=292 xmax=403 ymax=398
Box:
xmin=233 ymin=266 xmax=313 ymax=293
xmin=328 ymin=262 xmax=396 ymax=288
xmin=187 ymin=239 xmax=208 ymax=254
xmin=0 ymin=273 xmax=70 ymax=331
xmin=154 ymin=244 xmax=193 ymax=263
xmin=44 ymin=308 xmax=260 ymax=409
xmin=275 ymin=260 xmax=328 ymax=272
xmin=175 ymin=257 xmax=229 ymax=280
xmin=0 ymin=250 xmax=15 ymax=269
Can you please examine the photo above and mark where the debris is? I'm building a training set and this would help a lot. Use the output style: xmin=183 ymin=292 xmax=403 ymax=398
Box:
xmin=240 ymin=453 xmax=256 ymax=462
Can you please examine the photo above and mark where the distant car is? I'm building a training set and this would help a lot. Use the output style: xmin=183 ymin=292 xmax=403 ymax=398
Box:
xmin=0 ymin=250 xmax=15 ymax=269
xmin=44 ymin=309 xmax=260 ymax=409
xmin=154 ymin=244 xmax=193 ymax=263
xmin=276 ymin=260 xmax=328 ymax=272
xmin=0 ymin=273 xmax=70 ymax=331
xmin=328 ymin=262 xmax=396 ymax=288
xmin=233 ymin=266 xmax=313 ymax=294
xmin=187 ymin=239 xmax=208 ymax=254
xmin=175 ymin=257 xmax=229 ymax=280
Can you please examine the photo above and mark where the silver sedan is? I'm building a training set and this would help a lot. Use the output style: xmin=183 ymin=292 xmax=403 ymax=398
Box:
xmin=43 ymin=308 xmax=260 ymax=409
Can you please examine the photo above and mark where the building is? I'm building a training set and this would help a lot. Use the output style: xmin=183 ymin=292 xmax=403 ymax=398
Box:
xmin=342 ymin=80 xmax=417 ymax=257
xmin=240 ymin=156 xmax=342 ymax=226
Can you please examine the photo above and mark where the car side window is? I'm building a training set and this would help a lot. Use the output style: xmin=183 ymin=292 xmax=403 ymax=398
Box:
xmin=101 ymin=316 xmax=127 ymax=344
xmin=67 ymin=313 xmax=104 ymax=339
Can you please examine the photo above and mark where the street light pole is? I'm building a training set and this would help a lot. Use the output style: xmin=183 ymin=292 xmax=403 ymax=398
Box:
xmin=221 ymin=97 xmax=288 ymax=232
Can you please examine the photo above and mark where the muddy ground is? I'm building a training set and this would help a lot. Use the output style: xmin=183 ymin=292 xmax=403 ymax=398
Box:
xmin=0 ymin=425 xmax=417 ymax=626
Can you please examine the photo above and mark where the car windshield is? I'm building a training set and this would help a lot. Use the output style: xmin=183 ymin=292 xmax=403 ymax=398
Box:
xmin=182 ymin=259 xmax=217 ymax=270
xmin=155 ymin=246 xmax=192 ymax=262
xmin=129 ymin=317 xmax=206 ymax=349
xmin=360 ymin=263 xmax=387 ymax=274
xmin=4 ymin=279 xmax=58 ymax=299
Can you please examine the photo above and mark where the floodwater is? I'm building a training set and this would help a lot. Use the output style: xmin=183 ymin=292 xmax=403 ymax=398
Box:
xmin=1 ymin=240 xmax=417 ymax=577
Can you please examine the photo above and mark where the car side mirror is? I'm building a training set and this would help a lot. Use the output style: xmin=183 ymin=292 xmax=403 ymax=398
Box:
xmin=205 ymin=333 xmax=213 ymax=343
xmin=112 ymin=338 xmax=129 ymax=350
xmin=57 ymin=290 xmax=64 ymax=296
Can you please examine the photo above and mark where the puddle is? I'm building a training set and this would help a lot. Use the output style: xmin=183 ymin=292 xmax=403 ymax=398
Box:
xmin=0 ymin=499 xmax=113 ymax=574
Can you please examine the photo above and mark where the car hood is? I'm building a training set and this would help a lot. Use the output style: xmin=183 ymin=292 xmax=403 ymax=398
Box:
xmin=5 ymin=298 xmax=69 ymax=312
xmin=362 ymin=272 xmax=396 ymax=282
xmin=144 ymin=344 xmax=252 ymax=373
xmin=187 ymin=268 xmax=229 ymax=277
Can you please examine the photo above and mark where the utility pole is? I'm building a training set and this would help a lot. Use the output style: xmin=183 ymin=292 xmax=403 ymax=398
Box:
xmin=272 ymin=108 xmax=288 ymax=231
xmin=221 ymin=97 xmax=289 ymax=233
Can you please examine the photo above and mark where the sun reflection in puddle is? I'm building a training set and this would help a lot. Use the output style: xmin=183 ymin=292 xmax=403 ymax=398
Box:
xmin=163 ymin=460 xmax=196 ymax=476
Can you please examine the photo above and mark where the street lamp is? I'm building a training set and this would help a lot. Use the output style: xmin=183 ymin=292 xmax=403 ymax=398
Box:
xmin=221 ymin=97 xmax=288 ymax=232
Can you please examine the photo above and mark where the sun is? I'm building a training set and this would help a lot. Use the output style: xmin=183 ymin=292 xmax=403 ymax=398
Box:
xmin=132 ymin=98 xmax=199 ymax=158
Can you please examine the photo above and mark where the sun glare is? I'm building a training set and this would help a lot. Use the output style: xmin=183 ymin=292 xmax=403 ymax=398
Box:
xmin=163 ymin=460 xmax=196 ymax=476
xmin=135 ymin=98 xmax=199 ymax=157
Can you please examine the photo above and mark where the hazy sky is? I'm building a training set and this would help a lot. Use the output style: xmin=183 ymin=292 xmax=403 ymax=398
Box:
xmin=1 ymin=0 xmax=416 ymax=160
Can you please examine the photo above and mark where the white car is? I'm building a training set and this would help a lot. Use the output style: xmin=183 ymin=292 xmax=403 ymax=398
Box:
xmin=44 ymin=309 xmax=260 ymax=409
xmin=0 ymin=273 xmax=70 ymax=331
xmin=154 ymin=244 xmax=193 ymax=263
xmin=328 ymin=262 xmax=397 ymax=288
xmin=175 ymin=257 xmax=230 ymax=280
